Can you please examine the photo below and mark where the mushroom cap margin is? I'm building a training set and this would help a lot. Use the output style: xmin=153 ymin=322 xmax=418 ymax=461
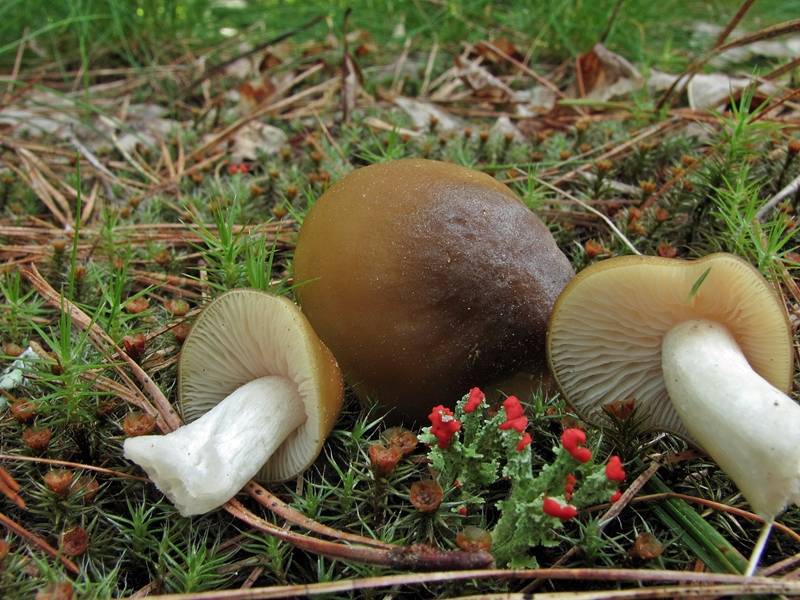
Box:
xmin=178 ymin=289 xmax=344 ymax=481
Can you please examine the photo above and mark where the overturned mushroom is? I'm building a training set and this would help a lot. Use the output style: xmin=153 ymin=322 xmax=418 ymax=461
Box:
xmin=547 ymin=253 xmax=800 ymax=574
xmin=124 ymin=290 xmax=343 ymax=516
xmin=294 ymin=158 xmax=573 ymax=419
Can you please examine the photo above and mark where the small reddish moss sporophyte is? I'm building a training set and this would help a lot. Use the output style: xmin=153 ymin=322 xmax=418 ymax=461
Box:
xmin=410 ymin=479 xmax=444 ymax=513
xmin=227 ymin=163 xmax=250 ymax=175
xmin=368 ymin=443 xmax=401 ymax=477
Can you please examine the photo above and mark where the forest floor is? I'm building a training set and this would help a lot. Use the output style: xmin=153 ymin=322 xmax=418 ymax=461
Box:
xmin=1 ymin=1 xmax=800 ymax=598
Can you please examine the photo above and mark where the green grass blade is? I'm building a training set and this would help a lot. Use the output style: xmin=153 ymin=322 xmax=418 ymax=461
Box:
xmin=648 ymin=474 xmax=748 ymax=574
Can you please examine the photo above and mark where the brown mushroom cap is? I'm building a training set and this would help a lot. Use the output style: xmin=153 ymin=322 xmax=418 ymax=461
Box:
xmin=294 ymin=158 xmax=574 ymax=419
xmin=178 ymin=289 xmax=343 ymax=481
xmin=547 ymin=253 xmax=793 ymax=440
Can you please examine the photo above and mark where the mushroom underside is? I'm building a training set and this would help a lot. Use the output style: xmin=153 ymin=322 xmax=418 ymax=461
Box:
xmin=548 ymin=254 xmax=793 ymax=439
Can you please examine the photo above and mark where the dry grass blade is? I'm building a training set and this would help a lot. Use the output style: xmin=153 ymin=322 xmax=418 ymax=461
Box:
xmin=0 ymin=511 xmax=80 ymax=574
xmin=0 ymin=453 xmax=148 ymax=482
xmin=762 ymin=551 xmax=800 ymax=576
xmin=10 ymin=154 xmax=69 ymax=226
xmin=749 ymin=87 xmax=800 ymax=123
xmin=476 ymin=41 xmax=570 ymax=104
xmin=68 ymin=133 xmax=120 ymax=184
xmin=3 ymin=29 xmax=27 ymax=99
xmin=81 ymin=180 xmax=99 ymax=224
xmin=756 ymin=173 xmax=800 ymax=221
xmin=185 ymin=14 xmax=325 ymax=90
xmin=0 ymin=222 xmax=295 ymax=248
xmin=19 ymin=263 xmax=179 ymax=432
xmin=737 ymin=54 xmax=800 ymax=103
xmin=714 ymin=18 xmax=800 ymax=55
xmin=0 ymin=467 xmax=26 ymax=509
xmin=132 ymin=569 xmax=797 ymax=600
xmin=224 ymin=498 xmax=492 ymax=569
xmin=453 ymin=581 xmax=800 ymax=598
xmin=598 ymin=461 xmax=660 ymax=525
xmin=658 ymin=15 xmax=800 ymax=109
xmin=420 ymin=41 xmax=439 ymax=97
xmin=534 ymin=176 xmax=640 ymax=255
xmin=187 ymin=74 xmax=335 ymax=163
xmin=18 ymin=145 xmax=79 ymax=201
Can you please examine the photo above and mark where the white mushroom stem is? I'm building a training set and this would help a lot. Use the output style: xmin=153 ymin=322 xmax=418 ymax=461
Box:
xmin=663 ymin=319 xmax=800 ymax=576
xmin=745 ymin=520 xmax=774 ymax=577
xmin=123 ymin=376 xmax=305 ymax=516
xmin=662 ymin=319 xmax=800 ymax=521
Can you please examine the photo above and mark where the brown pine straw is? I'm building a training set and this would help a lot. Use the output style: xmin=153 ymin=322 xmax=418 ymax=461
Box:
xmin=0 ymin=467 xmax=26 ymax=509
xmin=0 ymin=453 xmax=148 ymax=482
xmin=0 ymin=511 xmax=80 ymax=575
xmin=761 ymin=551 xmax=800 ymax=577
xmin=18 ymin=263 xmax=488 ymax=568
xmin=657 ymin=8 xmax=799 ymax=109
xmin=474 ymin=41 xmax=569 ymax=104
xmin=135 ymin=569 xmax=800 ymax=600
xmin=452 ymin=583 xmax=799 ymax=599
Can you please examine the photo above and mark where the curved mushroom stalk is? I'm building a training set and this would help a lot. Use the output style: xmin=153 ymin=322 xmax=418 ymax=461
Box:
xmin=662 ymin=319 xmax=800 ymax=576
xmin=124 ymin=376 xmax=305 ymax=516
xmin=662 ymin=319 xmax=800 ymax=520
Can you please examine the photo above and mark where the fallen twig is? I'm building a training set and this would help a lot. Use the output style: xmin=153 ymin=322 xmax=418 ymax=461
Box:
xmin=534 ymin=176 xmax=641 ymax=255
xmin=453 ymin=582 xmax=800 ymax=598
xmin=185 ymin=15 xmax=325 ymax=90
xmin=0 ymin=453 xmax=148 ymax=482
xmin=756 ymin=172 xmax=800 ymax=221
xmin=0 ymin=511 xmax=80 ymax=575
xmin=136 ymin=568 xmax=800 ymax=599
xmin=0 ymin=467 xmax=25 ymax=509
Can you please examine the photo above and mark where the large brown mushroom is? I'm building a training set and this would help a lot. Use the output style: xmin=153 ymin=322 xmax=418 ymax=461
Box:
xmin=294 ymin=159 xmax=573 ymax=419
